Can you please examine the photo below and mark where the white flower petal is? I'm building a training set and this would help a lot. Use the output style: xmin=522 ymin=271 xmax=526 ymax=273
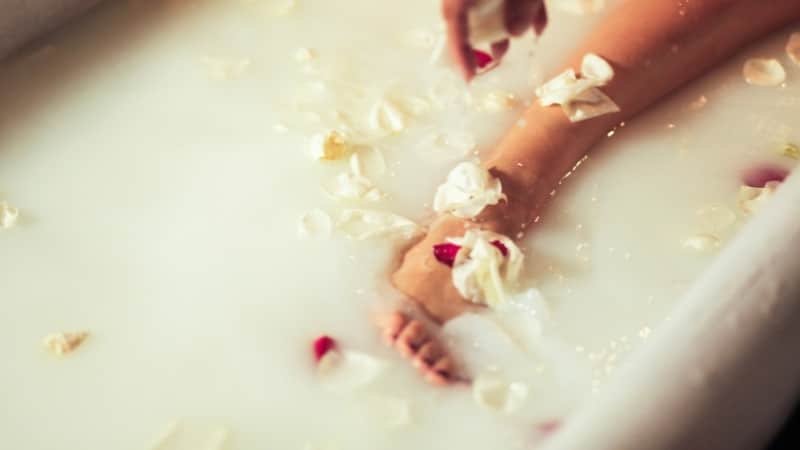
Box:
xmin=743 ymin=58 xmax=786 ymax=87
xmin=349 ymin=153 xmax=364 ymax=177
xmin=336 ymin=209 xmax=422 ymax=241
xmin=581 ymin=53 xmax=614 ymax=84
xmin=472 ymin=373 xmax=529 ymax=414
xmin=682 ymin=234 xmax=721 ymax=252
xmin=318 ymin=350 xmax=386 ymax=393
xmin=536 ymin=69 xmax=582 ymax=106
xmin=42 ymin=331 xmax=89 ymax=356
xmin=369 ymin=99 xmax=407 ymax=134
xmin=324 ymin=173 xmax=382 ymax=202
xmin=397 ymin=95 xmax=432 ymax=117
xmin=739 ymin=181 xmax=781 ymax=215
xmin=148 ymin=420 xmax=180 ymax=450
xmin=205 ymin=426 xmax=230 ymax=450
xmin=536 ymin=54 xmax=619 ymax=123
xmin=448 ymin=230 xmax=523 ymax=307
xmin=297 ymin=210 xmax=333 ymax=239
xmin=1 ymin=200 xmax=19 ymax=229
xmin=323 ymin=154 xmax=383 ymax=202
xmin=359 ymin=148 xmax=387 ymax=177
xmin=310 ymin=130 xmax=353 ymax=161
xmin=433 ymin=161 xmax=505 ymax=218
xmin=563 ymin=87 xmax=621 ymax=122
xmin=779 ymin=143 xmax=800 ymax=160
xmin=294 ymin=47 xmax=316 ymax=63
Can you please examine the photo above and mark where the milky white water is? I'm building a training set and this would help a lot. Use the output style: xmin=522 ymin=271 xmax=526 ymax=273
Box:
xmin=1 ymin=1 xmax=798 ymax=449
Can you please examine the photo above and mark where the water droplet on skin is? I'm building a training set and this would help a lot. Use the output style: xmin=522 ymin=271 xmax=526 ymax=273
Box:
xmin=743 ymin=58 xmax=786 ymax=87
xmin=688 ymin=95 xmax=707 ymax=110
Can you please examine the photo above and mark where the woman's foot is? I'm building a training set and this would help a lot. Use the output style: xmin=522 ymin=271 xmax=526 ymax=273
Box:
xmin=377 ymin=311 xmax=462 ymax=386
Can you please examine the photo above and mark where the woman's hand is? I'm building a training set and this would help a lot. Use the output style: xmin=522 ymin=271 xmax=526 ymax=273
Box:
xmin=442 ymin=0 xmax=547 ymax=81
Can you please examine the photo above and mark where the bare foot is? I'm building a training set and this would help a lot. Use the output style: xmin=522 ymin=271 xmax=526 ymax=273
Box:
xmin=391 ymin=215 xmax=481 ymax=323
xmin=377 ymin=311 xmax=464 ymax=386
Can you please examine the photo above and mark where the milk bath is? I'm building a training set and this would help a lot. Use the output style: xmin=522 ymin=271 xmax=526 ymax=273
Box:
xmin=0 ymin=1 xmax=798 ymax=449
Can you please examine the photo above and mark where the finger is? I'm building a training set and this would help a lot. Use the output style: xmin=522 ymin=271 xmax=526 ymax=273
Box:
xmin=443 ymin=0 xmax=476 ymax=81
xmin=490 ymin=39 xmax=510 ymax=61
xmin=532 ymin=1 xmax=548 ymax=36
xmin=505 ymin=0 xmax=538 ymax=37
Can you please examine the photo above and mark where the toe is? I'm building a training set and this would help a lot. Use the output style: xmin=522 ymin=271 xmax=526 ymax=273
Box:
xmin=379 ymin=311 xmax=409 ymax=345
xmin=414 ymin=341 xmax=443 ymax=368
xmin=431 ymin=357 xmax=456 ymax=380
xmin=396 ymin=320 xmax=427 ymax=357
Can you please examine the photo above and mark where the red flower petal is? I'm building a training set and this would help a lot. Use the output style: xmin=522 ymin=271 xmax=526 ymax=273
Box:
xmin=473 ymin=49 xmax=494 ymax=70
xmin=491 ymin=240 xmax=509 ymax=257
xmin=742 ymin=166 xmax=788 ymax=188
xmin=313 ymin=335 xmax=337 ymax=362
xmin=433 ymin=243 xmax=462 ymax=267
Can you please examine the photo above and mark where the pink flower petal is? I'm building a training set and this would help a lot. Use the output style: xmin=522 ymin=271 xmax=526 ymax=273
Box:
xmin=491 ymin=240 xmax=509 ymax=257
xmin=742 ymin=166 xmax=788 ymax=188
xmin=474 ymin=49 xmax=494 ymax=70
xmin=313 ymin=335 xmax=337 ymax=362
xmin=433 ymin=243 xmax=462 ymax=267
